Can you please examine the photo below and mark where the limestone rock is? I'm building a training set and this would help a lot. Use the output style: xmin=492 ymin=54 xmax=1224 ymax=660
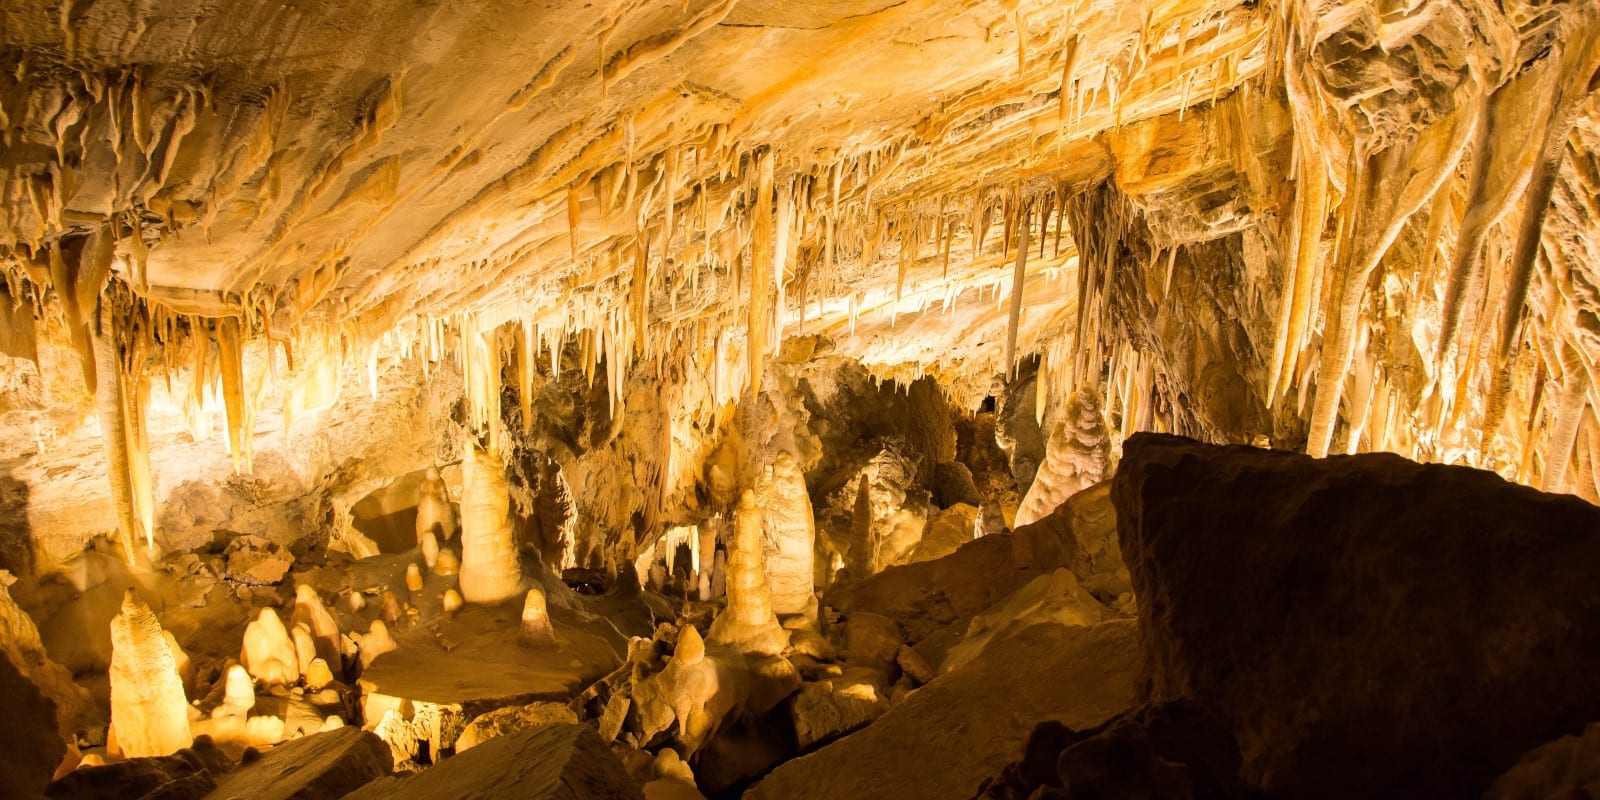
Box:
xmin=632 ymin=626 xmax=749 ymax=758
xmin=0 ymin=653 xmax=65 ymax=798
xmin=789 ymin=670 xmax=890 ymax=751
xmin=707 ymin=491 xmax=789 ymax=656
xmin=455 ymin=702 xmax=579 ymax=752
xmin=110 ymin=589 xmax=192 ymax=758
xmin=906 ymin=503 xmax=978 ymax=564
xmin=45 ymin=738 xmax=232 ymax=800
xmin=1014 ymin=388 xmax=1110 ymax=528
xmin=292 ymin=585 xmax=343 ymax=670
xmin=240 ymin=608 xmax=298 ymax=686
xmin=930 ymin=462 xmax=982 ymax=508
xmin=975 ymin=700 xmax=1258 ymax=800
xmin=457 ymin=441 xmax=523 ymax=605
xmin=202 ymin=726 xmax=391 ymax=800
xmin=0 ymin=582 xmax=92 ymax=749
xmin=221 ymin=536 xmax=293 ymax=586
xmin=1115 ymin=433 xmax=1600 ymax=799
xmin=758 ymin=452 xmax=815 ymax=616
xmin=343 ymin=724 xmax=640 ymax=800
xmin=846 ymin=448 xmax=932 ymax=575
xmin=747 ymin=621 xmax=1141 ymax=800
xmin=940 ymin=568 xmax=1108 ymax=674
xmin=517 ymin=588 xmax=557 ymax=648
xmin=1011 ymin=480 xmax=1130 ymax=601
xmin=415 ymin=466 xmax=456 ymax=544
xmin=1487 ymin=722 xmax=1600 ymax=800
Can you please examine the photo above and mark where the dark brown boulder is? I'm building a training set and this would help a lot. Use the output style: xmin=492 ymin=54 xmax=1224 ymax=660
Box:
xmin=0 ymin=654 xmax=65 ymax=799
xmin=47 ymin=738 xmax=231 ymax=800
xmin=1114 ymin=433 xmax=1600 ymax=799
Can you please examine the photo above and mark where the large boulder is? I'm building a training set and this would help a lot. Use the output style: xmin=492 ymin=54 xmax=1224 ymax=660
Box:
xmin=46 ymin=739 xmax=233 ymax=800
xmin=0 ymin=655 xmax=66 ymax=798
xmin=344 ymin=724 xmax=640 ymax=800
xmin=976 ymin=700 xmax=1259 ymax=800
xmin=202 ymin=726 xmax=390 ymax=800
xmin=1115 ymin=433 xmax=1600 ymax=799
xmin=746 ymin=620 xmax=1141 ymax=800
xmin=1487 ymin=722 xmax=1600 ymax=800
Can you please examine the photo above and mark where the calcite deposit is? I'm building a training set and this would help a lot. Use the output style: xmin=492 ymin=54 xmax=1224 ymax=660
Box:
xmin=0 ymin=0 xmax=1599 ymax=796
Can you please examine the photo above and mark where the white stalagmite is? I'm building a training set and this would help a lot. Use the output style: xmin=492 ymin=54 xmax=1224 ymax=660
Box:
xmin=416 ymin=465 xmax=456 ymax=543
xmin=759 ymin=452 xmax=815 ymax=616
xmin=1015 ymin=387 xmax=1110 ymax=527
xmin=109 ymin=589 xmax=191 ymax=758
xmin=708 ymin=490 xmax=790 ymax=656
xmin=241 ymin=607 xmax=299 ymax=686
xmin=458 ymin=439 xmax=524 ymax=604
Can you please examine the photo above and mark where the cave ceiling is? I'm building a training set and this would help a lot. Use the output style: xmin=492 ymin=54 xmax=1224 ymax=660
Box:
xmin=3 ymin=0 xmax=1600 ymax=500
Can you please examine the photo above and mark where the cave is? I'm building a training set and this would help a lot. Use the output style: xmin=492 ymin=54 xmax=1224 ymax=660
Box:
xmin=2 ymin=0 xmax=1600 ymax=798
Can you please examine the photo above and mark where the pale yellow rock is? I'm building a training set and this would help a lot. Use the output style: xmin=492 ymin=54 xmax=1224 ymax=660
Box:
xmin=379 ymin=590 xmax=402 ymax=624
xmin=458 ymin=440 xmax=523 ymax=604
xmin=708 ymin=491 xmax=790 ymax=656
xmin=241 ymin=607 xmax=299 ymax=686
xmin=405 ymin=562 xmax=424 ymax=592
xmin=162 ymin=630 xmax=193 ymax=695
xmin=304 ymin=657 xmax=336 ymax=690
xmin=416 ymin=465 xmax=457 ymax=543
xmin=294 ymin=584 xmax=344 ymax=668
xmin=434 ymin=548 xmax=461 ymax=576
xmin=420 ymin=531 xmax=440 ymax=569
xmin=759 ymin=452 xmax=816 ymax=616
xmin=518 ymin=587 xmax=557 ymax=648
xmin=291 ymin=623 xmax=317 ymax=677
xmin=109 ymin=589 xmax=191 ymax=758
xmin=222 ymin=663 xmax=255 ymax=715
xmin=359 ymin=620 xmax=398 ymax=668
xmin=441 ymin=588 xmax=464 ymax=617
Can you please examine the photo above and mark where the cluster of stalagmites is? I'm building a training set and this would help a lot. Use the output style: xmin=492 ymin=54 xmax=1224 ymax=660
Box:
xmin=18 ymin=411 xmax=1600 ymax=799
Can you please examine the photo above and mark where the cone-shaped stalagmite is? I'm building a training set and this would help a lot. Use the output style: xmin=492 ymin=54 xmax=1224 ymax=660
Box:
xmin=241 ymin=607 xmax=299 ymax=686
xmin=760 ymin=452 xmax=815 ymax=616
xmin=458 ymin=439 xmax=524 ymax=604
xmin=709 ymin=491 xmax=790 ymax=656
xmin=109 ymin=589 xmax=191 ymax=757
xmin=518 ymin=588 xmax=558 ymax=648
xmin=416 ymin=465 xmax=456 ymax=543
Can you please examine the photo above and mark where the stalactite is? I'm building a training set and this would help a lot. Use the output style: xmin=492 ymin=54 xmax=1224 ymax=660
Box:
xmin=216 ymin=315 xmax=252 ymax=473
xmin=1005 ymin=200 xmax=1031 ymax=380
xmin=1542 ymin=344 xmax=1589 ymax=493
xmin=520 ymin=319 xmax=536 ymax=432
xmin=748 ymin=150 xmax=774 ymax=399
xmin=93 ymin=304 xmax=140 ymax=567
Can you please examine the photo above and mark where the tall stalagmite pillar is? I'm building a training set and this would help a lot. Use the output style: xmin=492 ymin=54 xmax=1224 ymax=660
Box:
xmin=458 ymin=440 xmax=524 ymax=604
xmin=760 ymin=452 xmax=815 ymax=616
xmin=109 ymin=589 xmax=190 ymax=757
xmin=709 ymin=491 xmax=790 ymax=655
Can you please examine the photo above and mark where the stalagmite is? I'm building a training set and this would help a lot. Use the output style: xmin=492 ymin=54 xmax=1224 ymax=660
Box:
xmin=380 ymin=590 xmax=403 ymax=623
xmin=92 ymin=305 xmax=141 ymax=567
xmin=292 ymin=624 xmax=317 ymax=676
xmin=405 ymin=563 xmax=424 ymax=592
xmin=759 ymin=452 xmax=815 ymax=617
xmin=708 ymin=491 xmax=790 ymax=656
xmin=241 ymin=607 xmax=300 ymax=686
xmin=441 ymin=588 xmax=464 ymax=618
xmin=518 ymin=588 xmax=558 ymax=648
xmin=293 ymin=584 xmax=343 ymax=669
xmin=222 ymin=664 xmax=255 ymax=716
xmin=304 ymin=658 xmax=335 ymax=690
xmin=416 ymin=466 xmax=456 ymax=543
xmin=435 ymin=548 xmax=461 ymax=577
xmin=698 ymin=522 xmax=718 ymax=602
xmin=359 ymin=620 xmax=397 ymax=668
xmin=109 ymin=589 xmax=191 ymax=758
xmin=420 ymin=531 xmax=440 ymax=569
xmin=458 ymin=439 xmax=524 ymax=604
xmin=1016 ymin=388 xmax=1110 ymax=527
